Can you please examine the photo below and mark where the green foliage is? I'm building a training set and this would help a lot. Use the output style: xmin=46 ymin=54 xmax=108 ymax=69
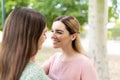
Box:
xmin=108 ymin=21 xmax=120 ymax=40
xmin=0 ymin=0 xmax=2 ymax=30
xmin=107 ymin=31 xmax=112 ymax=40
xmin=0 ymin=0 xmax=119 ymax=30
xmin=5 ymin=0 xmax=30 ymax=17
xmin=0 ymin=0 xmax=31 ymax=30
xmin=108 ymin=0 xmax=119 ymax=22
xmin=32 ymin=0 xmax=88 ymax=29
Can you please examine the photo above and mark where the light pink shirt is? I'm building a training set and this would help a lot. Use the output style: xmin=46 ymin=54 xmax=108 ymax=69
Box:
xmin=43 ymin=52 xmax=98 ymax=80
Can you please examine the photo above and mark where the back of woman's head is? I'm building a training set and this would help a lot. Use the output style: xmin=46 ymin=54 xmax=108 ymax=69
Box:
xmin=54 ymin=16 xmax=86 ymax=54
xmin=0 ymin=7 xmax=46 ymax=80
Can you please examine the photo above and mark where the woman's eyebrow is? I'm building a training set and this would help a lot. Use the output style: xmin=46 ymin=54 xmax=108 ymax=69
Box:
xmin=56 ymin=29 xmax=64 ymax=32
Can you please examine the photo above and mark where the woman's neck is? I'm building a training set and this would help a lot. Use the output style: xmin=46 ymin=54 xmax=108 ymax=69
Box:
xmin=60 ymin=46 xmax=78 ymax=61
xmin=62 ymin=44 xmax=77 ymax=54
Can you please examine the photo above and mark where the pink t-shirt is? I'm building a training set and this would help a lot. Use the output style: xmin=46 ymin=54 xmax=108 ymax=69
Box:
xmin=43 ymin=52 xmax=98 ymax=80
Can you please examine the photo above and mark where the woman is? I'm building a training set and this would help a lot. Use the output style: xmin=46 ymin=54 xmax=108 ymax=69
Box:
xmin=0 ymin=7 xmax=50 ymax=80
xmin=42 ymin=16 xmax=98 ymax=80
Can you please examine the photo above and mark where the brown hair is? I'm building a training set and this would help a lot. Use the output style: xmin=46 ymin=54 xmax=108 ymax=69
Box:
xmin=54 ymin=16 xmax=86 ymax=55
xmin=0 ymin=7 xmax=46 ymax=80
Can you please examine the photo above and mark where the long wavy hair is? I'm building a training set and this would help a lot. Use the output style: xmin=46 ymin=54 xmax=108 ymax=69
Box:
xmin=54 ymin=16 xmax=86 ymax=55
xmin=0 ymin=7 xmax=46 ymax=80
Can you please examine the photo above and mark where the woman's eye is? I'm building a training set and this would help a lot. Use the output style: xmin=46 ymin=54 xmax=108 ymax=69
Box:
xmin=57 ymin=31 xmax=62 ymax=34
xmin=51 ymin=30 xmax=62 ymax=34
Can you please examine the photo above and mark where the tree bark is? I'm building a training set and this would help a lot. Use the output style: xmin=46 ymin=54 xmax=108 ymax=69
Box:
xmin=88 ymin=0 xmax=110 ymax=80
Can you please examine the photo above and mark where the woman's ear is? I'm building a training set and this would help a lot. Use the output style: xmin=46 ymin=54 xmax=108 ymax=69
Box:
xmin=71 ymin=33 xmax=77 ymax=41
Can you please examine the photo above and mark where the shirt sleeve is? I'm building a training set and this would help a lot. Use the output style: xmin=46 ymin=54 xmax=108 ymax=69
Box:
xmin=81 ymin=60 xmax=99 ymax=80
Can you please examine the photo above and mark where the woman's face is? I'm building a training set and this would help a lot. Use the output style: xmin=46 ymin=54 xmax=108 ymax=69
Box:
xmin=38 ymin=27 xmax=48 ymax=50
xmin=51 ymin=21 xmax=73 ymax=48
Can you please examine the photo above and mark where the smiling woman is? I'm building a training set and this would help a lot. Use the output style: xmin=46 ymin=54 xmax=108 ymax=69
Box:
xmin=51 ymin=21 xmax=71 ymax=48
xmin=42 ymin=15 xmax=98 ymax=80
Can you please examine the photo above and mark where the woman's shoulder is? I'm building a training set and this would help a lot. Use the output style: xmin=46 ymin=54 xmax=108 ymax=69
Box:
xmin=20 ymin=62 xmax=50 ymax=80
xmin=24 ymin=62 xmax=44 ymax=73
xmin=76 ymin=54 xmax=94 ymax=66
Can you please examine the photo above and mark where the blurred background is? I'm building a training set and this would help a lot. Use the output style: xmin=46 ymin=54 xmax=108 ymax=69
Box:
xmin=0 ymin=0 xmax=120 ymax=80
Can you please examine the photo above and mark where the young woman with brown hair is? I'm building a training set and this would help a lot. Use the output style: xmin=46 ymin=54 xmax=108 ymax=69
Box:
xmin=0 ymin=7 xmax=50 ymax=80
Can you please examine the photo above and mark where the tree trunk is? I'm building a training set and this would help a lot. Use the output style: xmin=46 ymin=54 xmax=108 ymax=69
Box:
xmin=88 ymin=0 xmax=110 ymax=80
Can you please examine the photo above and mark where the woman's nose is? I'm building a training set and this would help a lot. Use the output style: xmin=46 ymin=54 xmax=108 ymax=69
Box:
xmin=51 ymin=32 xmax=56 ymax=39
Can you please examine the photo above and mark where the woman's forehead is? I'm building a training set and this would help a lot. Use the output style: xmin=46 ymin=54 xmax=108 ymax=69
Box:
xmin=52 ymin=21 xmax=66 ymax=30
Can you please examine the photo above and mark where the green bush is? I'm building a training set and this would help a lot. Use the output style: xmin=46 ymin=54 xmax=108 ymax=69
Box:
xmin=107 ymin=31 xmax=112 ymax=40
xmin=109 ymin=27 xmax=120 ymax=40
